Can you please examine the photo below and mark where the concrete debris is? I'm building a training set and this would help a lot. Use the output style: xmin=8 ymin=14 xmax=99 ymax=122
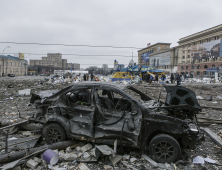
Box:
xmin=142 ymin=154 xmax=157 ymax=167
xmin=206 ymin=96 xmax=213 ymax=101
xmin=109 ymin=154 xmax=122 ymax=165
xmin=63 ymin=153 xmax=78 ymax=160
xmin=196 ymin=96 xmax=204 ymax=100
xmin=95 ymin=145 xmax=115 ymax=156
xmin=80 ymin=144 xmax=93 ymax=153
xmin=216 ymin=95 xmax=222 ymax=99
xmin=121 ymin=161 xmax=138 ymax=170
xmin=130 ymin=157 xmax=137 ymax=163
xmin=122 ymin=154 xmax=130 ymax=161
xmin=34 ymin=157 xmax=42 ymax=164
xmin=12 ymin=165 xmax=22 ymax=170
xmin=103 ymin=165 xmax=113 ymax=169
xmin=18 ymin=89 xmax=31 ymax=96
xmin=26 ymin=159 xmax=39 ymax=169
xmin=78 ymin=163 xmax=90 ymax=170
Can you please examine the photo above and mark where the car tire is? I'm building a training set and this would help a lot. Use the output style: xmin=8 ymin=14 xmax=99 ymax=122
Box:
xmin=43 ymin=123 xmax=67 ymax=144
xmin=149 ymin=134 xmax=181 ymax=163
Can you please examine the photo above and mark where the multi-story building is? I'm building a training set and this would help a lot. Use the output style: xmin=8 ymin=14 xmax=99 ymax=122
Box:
xmin=149 ymin=46 xmax=179 ymax=73
xmin=0 ymin=55 xmax=28 ymax=76
xmin=30 ymin=53 xmax=80 ymax=70
xmin=177 ymin=24 xmax=222 ymax=77
xmin=138 ymin=43 xmax=171 ymax=66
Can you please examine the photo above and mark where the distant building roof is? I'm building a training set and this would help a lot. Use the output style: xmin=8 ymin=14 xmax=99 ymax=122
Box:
xmin=137 ymin=42 xmax=171 ymax=52
xmin=0 ymin=55 xmax=27 ymax=61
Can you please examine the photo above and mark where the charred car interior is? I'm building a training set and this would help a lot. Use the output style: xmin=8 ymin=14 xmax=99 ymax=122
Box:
xmin=29 ymin=82 xmax=203 ymax=163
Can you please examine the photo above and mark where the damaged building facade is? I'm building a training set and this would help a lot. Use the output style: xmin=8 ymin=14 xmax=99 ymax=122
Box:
xmin=0 ymin=55 xmax=28 ymax=77
xmin=177 ymin=24 xmax=222 ymax=77
xmin=29 ymin=53 xmax=80 ymax=70
xmin=138 ymin=43 xmax=171 ymax=66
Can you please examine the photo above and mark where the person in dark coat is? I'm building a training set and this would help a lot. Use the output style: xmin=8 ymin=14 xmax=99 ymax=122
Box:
xmin=155 ymin=74 xmax=159 ymax=83
xmin=91 ymin=74 xmax=94 ymax=81
xmin=147 ymin=73 xmax=150 ymax=83
xmin=83 ymin=74 xmax=86 ymax=81
xmin=170 ymin=73 xmax=174 ymax=84
xmin=176 ymin=74 xmax=181 ymax=86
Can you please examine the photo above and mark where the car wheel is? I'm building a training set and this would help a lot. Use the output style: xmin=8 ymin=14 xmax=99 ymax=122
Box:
xmin=149 ymin=134 xmax=181 ymax=163
xmin=43 ymin=123 xmax=67 ymax=144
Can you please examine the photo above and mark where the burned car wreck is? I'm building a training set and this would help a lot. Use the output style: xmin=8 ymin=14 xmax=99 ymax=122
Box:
xmin=29 ymin=82 xmax=202 ymax=163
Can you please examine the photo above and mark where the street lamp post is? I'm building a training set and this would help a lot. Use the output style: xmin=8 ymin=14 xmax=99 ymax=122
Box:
xmin=2 ymin=46 xmax=11 ymax=77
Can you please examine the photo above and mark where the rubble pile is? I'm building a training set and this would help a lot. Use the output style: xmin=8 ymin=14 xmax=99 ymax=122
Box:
xmin=1 ymin=77 xmax=222 ymax=169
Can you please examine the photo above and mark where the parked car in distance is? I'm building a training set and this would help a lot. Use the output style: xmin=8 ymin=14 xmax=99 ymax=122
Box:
xmin=29 ymin=82 xmax=203 ymax=163
xmin=7 ymin=74 xmax=15 ymax=77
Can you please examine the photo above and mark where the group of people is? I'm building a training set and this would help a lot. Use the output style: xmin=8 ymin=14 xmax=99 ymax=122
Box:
xmin=83 ymin=74 xmax=95 ymax=81
xmin=170 ymin=73 xmax=183 ymax=86
xmin=142 ymin=73 xmax=183 ymax=86
xmin=143 ymin=73 xmax=165 ymax=85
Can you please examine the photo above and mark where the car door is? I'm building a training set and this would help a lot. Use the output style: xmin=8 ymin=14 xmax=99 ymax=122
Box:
xmin=94 ymin=87 xmax=142 ymax=146
xmin=58 ymin=87 xmax=95 ymax=138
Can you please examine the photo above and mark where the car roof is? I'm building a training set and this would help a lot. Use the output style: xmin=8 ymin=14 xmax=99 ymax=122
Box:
xmin=71 ymin=81 xmax=129 ymax=91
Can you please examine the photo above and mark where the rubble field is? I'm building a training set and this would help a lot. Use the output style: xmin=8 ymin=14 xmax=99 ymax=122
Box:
xmin=1 ymin=77 xmax=222 ymax=170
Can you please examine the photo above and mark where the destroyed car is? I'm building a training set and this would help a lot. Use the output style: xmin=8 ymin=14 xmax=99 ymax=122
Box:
xmin=29 ymin=82 xmax=202 ymax=163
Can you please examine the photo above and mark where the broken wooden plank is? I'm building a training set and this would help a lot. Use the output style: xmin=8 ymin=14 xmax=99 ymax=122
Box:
xmin=201 ymin=106 xmax=222 ymax=111
xmin=198 ymin=118 xmax=222 ymax=124
xmin=201 ymin=127 xmax=222 ymax=148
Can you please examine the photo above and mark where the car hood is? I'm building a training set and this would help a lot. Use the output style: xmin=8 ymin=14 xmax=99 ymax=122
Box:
xmin=30 ymin=89 xmax=59 ymax=103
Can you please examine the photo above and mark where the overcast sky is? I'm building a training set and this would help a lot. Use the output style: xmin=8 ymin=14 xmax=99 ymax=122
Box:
xmin=1 ymin=0 xmax=222 ymax=68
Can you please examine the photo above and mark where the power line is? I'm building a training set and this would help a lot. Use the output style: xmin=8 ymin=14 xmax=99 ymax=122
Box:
xmin=3 ymin=53 xmax=133 ymax=57
xmin=0 ymin=42 xmax=142 ymax=49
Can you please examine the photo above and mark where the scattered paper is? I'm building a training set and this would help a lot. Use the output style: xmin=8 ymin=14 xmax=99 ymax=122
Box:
xmin=193 ymin=156 xmax=204 ymax=164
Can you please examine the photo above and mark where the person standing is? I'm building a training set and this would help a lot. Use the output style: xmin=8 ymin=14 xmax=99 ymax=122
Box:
xmin=170 ymin=73 xmax=174 ymax=84
xmin=83 ymin=74 xmax=86 ymax=81
xmin=91 ymin=74 xmax=94 ymax=81
xmin=147 ymin=73 xmax=150 ymax=83
xmin=176 ymin=74 xmax=181 ymax=86
xmin=155 ymin=74 xmax=159 ymax=83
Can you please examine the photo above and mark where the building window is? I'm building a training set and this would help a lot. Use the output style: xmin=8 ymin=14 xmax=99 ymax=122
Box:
xmin=188 ymin=50 xmax=190 ymax=53
xmin=204 ymin=65 xmax=208 ymax=69
xmin=191 ymin=65 xmax=194 ymax=69
xmin=212 ymin=64 xmax=215 ymax=68
xmin=188 ymin=44 xmax=191 ymax=47
xmin=181 ymin=66 xmax=184 ymax=70
xmin=193 ymin=42 xmax=196 ymax=45
xmin=183 ymin=51 xmax=185 ymax=54
xmin=197 ymin=71 xmax=200 ymax=75
xmin=203 ymin=71 xmax=207 ymax=75
xmin=217 ymin=36 xmax=219 ymax=40
xmin=207 ymin=38 xmax=211 ymax=42
xmin=188 ymin=55 xmax=190 ymax=58
xmin=197 ymin=65 xmax=201 ymax=69
xmin=183 ymin=56 xmax=185 ymax=59
xmin=186 ymin=66 xmax=189 ymax=69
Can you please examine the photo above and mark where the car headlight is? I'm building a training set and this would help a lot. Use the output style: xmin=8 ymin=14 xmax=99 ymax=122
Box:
xmin=188 ymin=123 xmax=198 ymax=132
